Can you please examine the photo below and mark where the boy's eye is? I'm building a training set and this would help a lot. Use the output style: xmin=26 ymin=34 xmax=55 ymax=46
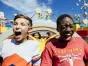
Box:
xmin=61 ymin=26 xmax=66 ymax=29
xmin=13 ymin=22 xmax=17 ymax=25
xmin=21 ymin=23 xmax=25 ymax=26
xmin=70 ymin=25 xmax=74 ymax=28
xmin=70 ymin=25 xmax=73 ymax=28
xmin=21 ymin=23 xmax=28 ymax=26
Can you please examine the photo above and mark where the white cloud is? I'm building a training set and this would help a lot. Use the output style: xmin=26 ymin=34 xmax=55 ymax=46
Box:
xmin=1 ymin=0 xmax=53 ymax=14
xmin=1 ymin=0 xmax=53 ymax=17
xmin=1 ymin=0 xmax=54 ymax=22
xmin=1 ymin=0 xmax=40 ymax=17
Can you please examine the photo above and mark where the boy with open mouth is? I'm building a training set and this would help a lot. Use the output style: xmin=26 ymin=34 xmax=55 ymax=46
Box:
xmin=0 ymin=14 xmax=39 ymax=66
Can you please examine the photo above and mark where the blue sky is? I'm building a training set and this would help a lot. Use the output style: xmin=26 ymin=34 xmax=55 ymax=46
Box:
xmin=0 ymin=0 xmax=88 ymax=21
xmin=0 ymin=1 xmax=18 ymax=19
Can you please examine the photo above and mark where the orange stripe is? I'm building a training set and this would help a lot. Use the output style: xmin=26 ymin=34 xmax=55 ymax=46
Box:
xmin=2 ymin=54 xmax=32 ymax=66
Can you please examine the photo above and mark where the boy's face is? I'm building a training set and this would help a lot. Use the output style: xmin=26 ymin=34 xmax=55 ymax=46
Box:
xmin=13 ymin=18 xmax=31 ymax=42
xmin=58 ymin=17 xmax=74 ymax=41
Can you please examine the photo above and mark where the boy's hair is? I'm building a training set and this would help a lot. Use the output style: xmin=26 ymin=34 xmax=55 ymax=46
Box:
xmin=14 ymin=14 xmax=32 ymax=26
xmin=56 ymin=14 xmax=74 ymax=31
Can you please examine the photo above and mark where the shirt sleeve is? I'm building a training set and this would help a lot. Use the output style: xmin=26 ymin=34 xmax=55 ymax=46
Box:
xmin=40 ymin=43 xmax=53 ymax=66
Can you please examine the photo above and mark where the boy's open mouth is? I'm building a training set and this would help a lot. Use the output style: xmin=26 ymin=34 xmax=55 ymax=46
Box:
xmin=15 ymin=31 xmax=21 ymax=36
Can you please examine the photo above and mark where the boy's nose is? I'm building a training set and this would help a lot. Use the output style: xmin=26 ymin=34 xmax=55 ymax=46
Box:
xmin=66 ymin=27 xmax=71 ymax=31
xmin=15 ymin=27 xmax=20 ymax=30
xmin=15 ymin=25 xmax=21 ymax=30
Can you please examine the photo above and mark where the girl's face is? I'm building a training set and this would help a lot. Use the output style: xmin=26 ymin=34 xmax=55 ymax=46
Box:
xmin=13 ymin=18 xmax=31 ymax=42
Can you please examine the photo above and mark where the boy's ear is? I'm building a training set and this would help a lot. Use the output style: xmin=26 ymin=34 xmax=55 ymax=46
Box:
xmin=28 ymin=27 xmax=32 ymax=33
xmin=28 ymin=27 xmax=32 ymax=30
